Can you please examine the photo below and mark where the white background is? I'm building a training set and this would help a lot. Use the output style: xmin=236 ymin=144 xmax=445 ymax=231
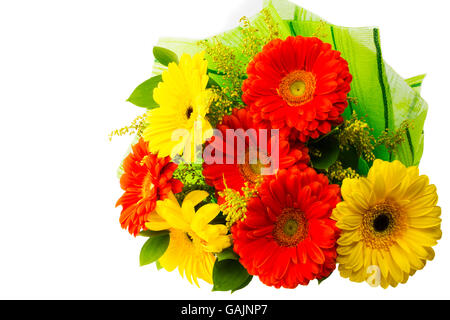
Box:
xmin=0 ymin=0 xmax=449 ymax=300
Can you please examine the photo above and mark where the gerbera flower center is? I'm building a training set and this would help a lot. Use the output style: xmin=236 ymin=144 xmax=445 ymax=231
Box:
xmin=289 ymin=81 xmax=306 ymax=97
xmin=278 ymin=70 xmax=316 ymax=107
xmin=373 ymin=214 xmax=391 ymax=233
xmin=273 ymin=208 xmax=307 ymax=247
xmin=361 ymin=201 xmax=407 ymax=250
xmin=239 ymin=151 xmax=267 ymax=184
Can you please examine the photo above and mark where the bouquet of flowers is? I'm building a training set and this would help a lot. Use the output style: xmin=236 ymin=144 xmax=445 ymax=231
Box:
xmin=112 ymin=0 xmax=441 ymax=290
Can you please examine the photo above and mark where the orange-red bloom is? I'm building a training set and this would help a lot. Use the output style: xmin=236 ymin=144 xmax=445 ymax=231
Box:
xmin=116 ymin=138 xmax=183 ymax=236
xmin=242 ymin=36 xmax=352 ymax=142
xmin=202 ymin=107 xmax=309 ymax=193
xmin=231 ymin=166 xmax=341 ymax=288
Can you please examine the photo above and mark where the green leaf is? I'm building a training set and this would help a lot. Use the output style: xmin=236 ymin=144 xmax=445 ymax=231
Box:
xmin=139 ymin=234 xmax=170 ymax=266
xmin=206 ymin=76 xmax=220 ymax=88
xmin=231 ymin=275 xmax=253 ymax=293
xmin=153 ymin=46 xmax=179 ymax=66
xmin=310 ymin=135 xmax=340 ymax=170
xmin=358 ymin=158 xmax=370 ymax=177
xmin=155 ymin=260 xmax=163 ymax=271
xmin=127 ymin=75 xmax=162 ymax=109
xmin=212 ymin=259 xmax=251 ymax=292
xmin=339 ymin=146 xmax=359 ymax=171
xmin=138 ymin=230 xmax=169 ymax=238
xmin=217 ymin=247 xmax=239 ymax=262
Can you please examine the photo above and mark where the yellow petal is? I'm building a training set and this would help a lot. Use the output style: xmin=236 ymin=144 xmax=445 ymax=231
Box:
xmin=337 ymin=230 xmax=361 ymax=246
xmin=384 ymin=160 xmax=407 ymax=193
xmin=155 ymin=198 xmax=189 ymax=231
xmin=357 ymin=178 xmax=376 ymax=207
xmin=384 ymin=250 xmax=403 ymax=283
xmin=342 ymin=241 xmax=364 ymax=270
xmin=389 ymin=244 xmax=410 ymax=274
xmin=404 ymin=193 xmax=439 ymax=213
xmin=408 ymin=216 xmax=441 ymax=229
xmin=181 ymin=199 xmax=196 ymax=224
xmin=406 ymin=227 xmax=441 ymax=246
xmin=341 ymin=178 xmax=359 ymax=200
xmin=204 ymin=235 xmax=232 ymax=253
xmin=375 ymin=250 xmax=389 ymax=280
xmin=336 ymin=211 xmax=362 ymax=230
xmin=183 ymin=190 xmax=210 ymax=207
xmin=405 ymin=175 xmax=430 ymax=200
xmin=145 ymin=211 xmax=170 ymax=231
xmin=191 ymin=203 xmax=221 ymax=229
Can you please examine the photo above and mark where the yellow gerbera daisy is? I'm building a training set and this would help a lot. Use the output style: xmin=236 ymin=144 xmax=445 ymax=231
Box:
xmin=143 ymin=51 xmax=213 ymax=162
xmin=332 ymin=159 xmax=441 ymax=288
xmin=145 ymin=191 xmax=231 ymax=286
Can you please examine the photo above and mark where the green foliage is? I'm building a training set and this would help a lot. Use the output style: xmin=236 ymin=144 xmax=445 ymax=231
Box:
xmin=155 ymin=260 xmax=163 ymax=271
xmin=376 ymin=120 xmax=414 ymax=155
xmin=127 ymin=75 xmax=162 ymax=109
xmin=309 ymin=135 xmax=340 ymax=170
xmin=217 ymin=247 xmax=239 ymax=262
xmin=212 ymin=259 xmax=252 ymax=293
xmin=139 ymin=234 xmax=170 ymax=267
xmin=153 ymin=46 xmax=179 ymax=66
xmin=358 ymin=158 xmax=370 ymax=177
xmin=173 ymin=162 xmax=216 ymax=205
xmin=109 ymin=113 xmax=147 ymax=141
xmin=231 ymin=275 xmax=253 ymax=294
xmin=338 ymin=146 xmax=359 ymax=172
xmin=326 ymin=161 xmax=360 ymax=185
xmin=138 ymin=230 xmax=169 ymax=237
xmin=338 ymin=112 xmax=376 ymax=163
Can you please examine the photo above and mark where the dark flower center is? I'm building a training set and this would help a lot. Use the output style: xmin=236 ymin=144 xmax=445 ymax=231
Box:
xmin=373 ymin=214 xmax=391 ymax=233
xmin=361 ymin=201 xmax=407 ymax=250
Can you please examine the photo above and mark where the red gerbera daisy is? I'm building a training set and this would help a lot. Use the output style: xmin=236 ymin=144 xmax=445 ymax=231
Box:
xmin=116 ymin=138 xmax=183 ymax=236
xmin=242 ymin=36 xmax=352 ymax=142
xmin=231 ymin=165 xmax=341 ymax=288
xmin=202 ymin=107 xmax=310 ymax=193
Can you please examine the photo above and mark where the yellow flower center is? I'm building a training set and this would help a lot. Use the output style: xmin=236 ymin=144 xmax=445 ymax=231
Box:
xmin=273 ymin=208 xmax=307 ymax=247
xmin=361 ymin=201 xmax=407 ymax=250
xmin=289 ymin=80 xmax=306 ymax=96
xmin=278 ymin=70 xmax=316 ymax=106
